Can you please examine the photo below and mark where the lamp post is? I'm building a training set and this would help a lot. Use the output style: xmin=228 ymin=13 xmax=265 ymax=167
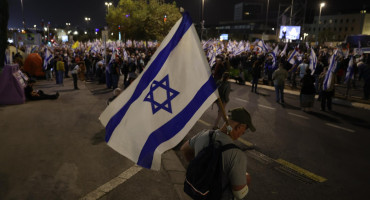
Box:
xmin=105 ymin=2 xmax=112 ymax=14
xmin=318 ymin=2 xmax=325 ymax=25
xmin=317 ymin=2 xmax=325 ymax=44
xmin=265 ymin=0 xmax=270 ymax=27
xmin=200 ymin=0 xmax=205 ymax=40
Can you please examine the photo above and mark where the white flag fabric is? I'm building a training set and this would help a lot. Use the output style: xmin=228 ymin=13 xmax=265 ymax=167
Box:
xmin=309 ymin=47 xmax=317 ymax=75
xmin=344 ymin=56 xmax=354 ymax=83
xmin=269 ymin=45 xmax=279 ymax=68
xmin=323 ymin=50 xmax=338 ymax=91
xmin=43 ymin=48 xmax=53 ymax=70
xmin=99 ymin=13 xmax=218 ymax=170
xmin=257 ymin=40 xmax=269 ymax=53
xmin=280 ymin=43 xmax=288 ymax=57
xmin=287 ymin=48 xmax=298 ymax=65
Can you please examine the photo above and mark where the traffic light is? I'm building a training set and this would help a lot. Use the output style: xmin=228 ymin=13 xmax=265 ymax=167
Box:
xmin=164 ymin=15 xmax=167 ymax=22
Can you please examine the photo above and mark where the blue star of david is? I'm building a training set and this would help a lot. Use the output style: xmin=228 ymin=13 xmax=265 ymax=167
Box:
xmin=144 ymin=75 xmax=179 ymax=114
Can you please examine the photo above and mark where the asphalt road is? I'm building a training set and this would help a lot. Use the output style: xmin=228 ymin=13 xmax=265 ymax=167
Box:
xmin=1 ymin=75 xmax=369 ymax=200
xmin=175 ymin=82 xmax=370 ymax=200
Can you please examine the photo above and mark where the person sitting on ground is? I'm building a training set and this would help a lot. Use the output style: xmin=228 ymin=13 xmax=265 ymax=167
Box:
xmin=24 ymin=80 xmax=59 ymax=101
xmin=107 ymin=88 xmax=122 ymax=105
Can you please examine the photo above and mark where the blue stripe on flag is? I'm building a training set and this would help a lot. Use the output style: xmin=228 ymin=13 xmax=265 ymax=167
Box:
xmin=105 ymin=13 xmax=193 ymax=142
xmin=137 ymin=75 xmax=217 ymax=168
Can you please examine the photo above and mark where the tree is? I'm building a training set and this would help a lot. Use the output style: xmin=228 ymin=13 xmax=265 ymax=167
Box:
xmin=106 ymin=0 xmax=181 ymax=41
xmin=0 ymin=0 xmax=9 ymax=69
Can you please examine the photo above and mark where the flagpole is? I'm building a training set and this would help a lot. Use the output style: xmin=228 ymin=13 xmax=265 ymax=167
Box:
xmin=217 ymin=97 xmax=229 ymax=126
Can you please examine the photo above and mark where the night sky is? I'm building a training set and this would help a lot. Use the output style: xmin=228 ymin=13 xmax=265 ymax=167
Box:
xmin=8 ymin=0 xmax=369 ymax=29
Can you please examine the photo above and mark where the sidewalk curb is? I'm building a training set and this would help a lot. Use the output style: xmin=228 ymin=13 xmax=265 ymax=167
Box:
xmin=230 ymin=80 xmax=370 ymax=110
xmin=162 ymin=150 xmax=192 ymax=200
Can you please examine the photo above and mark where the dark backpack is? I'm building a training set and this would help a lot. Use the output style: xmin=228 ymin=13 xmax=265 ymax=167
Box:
xmin=184 ymin=131 xmax=239 ymax=200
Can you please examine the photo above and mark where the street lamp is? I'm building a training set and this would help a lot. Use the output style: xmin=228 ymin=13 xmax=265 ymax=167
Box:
xmin=317 ymin=2 xmax=325 ymax=44
xmin=105 ymin=2 xmax=113 ymax=14
xmin=319 ymin=2 xmax=326 ymax=25
xmin=85 ymin=17 xmax=91 ymax=29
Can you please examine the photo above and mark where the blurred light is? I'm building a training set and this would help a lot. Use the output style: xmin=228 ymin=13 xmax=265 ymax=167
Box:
xmin=272 ymin=28 xmax=275 ymax=30
xmin=95 ymin=28 xmax=99 ymax=32
xmin=84 ymin=31 xmax=87 ymax=34
xmin=68 ymin=31 xmax=71 ymax=34
xmin=111 ymin=33 xmax=114 ymax=36
xmin=95 ymin=32 xmax=98 ymax=35
xmin=34 ymin=25 xmax=36 ymax=28
xmin=74 ymin=31 xmax=78 ymax=35
xmin=8 ymin=39 xmax=14 ymax=43
xmin=245 ymin=12 xmax=250 ymax=15
xmin=320 ymin=2 xmax=325 ymax=8
xmin=54 ymin=28 xmax=57 ymax=31
xmin=44 ymin=27 xmax=47 ymax=31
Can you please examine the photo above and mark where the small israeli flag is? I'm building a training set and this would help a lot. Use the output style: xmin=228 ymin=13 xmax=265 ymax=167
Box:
xmin=344 ymin=56 xmax=354 ymax=83
xmin=323 ymin=50 xmax=338 ymax=91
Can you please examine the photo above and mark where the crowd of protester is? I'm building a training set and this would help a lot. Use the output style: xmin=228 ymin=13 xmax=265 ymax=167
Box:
xmin=8 ymin=39 xmax=370 ymax=106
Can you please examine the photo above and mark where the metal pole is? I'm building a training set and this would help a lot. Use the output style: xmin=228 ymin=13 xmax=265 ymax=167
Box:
xmin=317 ymin=6 xmax=322 ymax=44
xmin=201 ymin=0 xmax=205 ymax=40
xmin=20 ymin=0 xmax=25 ymax=29
xmin=290 ymin=0 xmax=294 ymax=25
xmin=265 ymin=0 xmax=270 ymax=27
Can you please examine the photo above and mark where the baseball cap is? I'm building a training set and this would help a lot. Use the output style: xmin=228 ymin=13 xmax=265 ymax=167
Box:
xmin=228 ymin=107 xmax=256 ymax=132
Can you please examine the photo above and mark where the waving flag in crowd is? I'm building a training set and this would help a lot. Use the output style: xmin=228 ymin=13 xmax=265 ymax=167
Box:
xmin=256 ymin=39 xmax=269 ymax=54
xmin=323 ymin=50 xmax=338 ymax=91
xmin=280 ymin=43 xmax=288 ymax=57
xmin=344 ymin=56 xmax=354 ymax=83
xmin=43 ymin=48 xmax=53 ymax=70
xmin=269 ymin=45 xmax=279 ymax=69
xmin=99 ymin=13 xmax=218 ymax=170
xmin=309 ymin=47 xmax=317 ymax=75
xmin=287 ymin=47 xmax=298 ymax=65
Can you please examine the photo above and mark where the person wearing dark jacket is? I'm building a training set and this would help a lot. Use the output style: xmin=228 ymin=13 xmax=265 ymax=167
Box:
xmin=300 ymin=68 xmax=316 ymax=111
xmin=251 ymin=58 xmax=262 ymax=93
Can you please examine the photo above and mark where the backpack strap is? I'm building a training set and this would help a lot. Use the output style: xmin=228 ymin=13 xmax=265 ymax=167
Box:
xmin=208 ymin=130 xmax=216 ymax=145
xmin=221 ymin=143 xmax=239 ymax=152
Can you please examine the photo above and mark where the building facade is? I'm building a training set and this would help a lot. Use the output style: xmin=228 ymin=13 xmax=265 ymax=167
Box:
xmin=304 ymin=12 xmax=370 ymax=43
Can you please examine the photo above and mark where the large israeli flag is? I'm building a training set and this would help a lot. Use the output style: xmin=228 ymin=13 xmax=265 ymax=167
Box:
xmin=99 ymin=13 xmax=218 ymax=170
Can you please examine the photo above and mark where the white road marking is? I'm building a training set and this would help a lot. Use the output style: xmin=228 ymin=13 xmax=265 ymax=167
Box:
xmin=288 ymin=112 xmax=309 ymax=119
xmin=325 ymin=123 xmax=355 ymax=133
xmin=80 ymin=165 xmax=142 ymax=200
xmin=258 ymin=104 xmax=276 ymax=110
xmin=198 ymin=119 xmax=212 ymax=127
xmin=236 ymin=98 xmax=248 ymax=103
